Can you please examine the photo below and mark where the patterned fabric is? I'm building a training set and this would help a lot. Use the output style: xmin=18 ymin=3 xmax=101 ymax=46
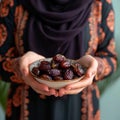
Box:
xmin=0 ymin=0 xmax=117 ymax=120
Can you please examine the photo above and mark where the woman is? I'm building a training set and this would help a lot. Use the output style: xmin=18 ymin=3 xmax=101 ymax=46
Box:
xmin=0 ymin=0 xmax=117 ymax=120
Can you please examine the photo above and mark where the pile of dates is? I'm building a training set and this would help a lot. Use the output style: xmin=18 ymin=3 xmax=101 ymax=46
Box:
xmin=31 ymin=54 xmax=86 ymax=81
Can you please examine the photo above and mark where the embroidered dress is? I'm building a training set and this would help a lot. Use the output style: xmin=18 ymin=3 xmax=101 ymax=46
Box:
xmin=0 ymin=0 xmax=117 ymax=120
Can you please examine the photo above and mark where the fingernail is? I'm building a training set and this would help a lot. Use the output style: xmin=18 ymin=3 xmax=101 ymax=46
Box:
xmin=60 ymin=93 xmax=64 ymax=97
xmin=66 ymin=87 xmax=71 ymax=90
xmin=45 ymin=88 xmax=49 ymax=92
xmin=51 ymin=92 xmax=55 ymax=95
xmin=55 ymin=93 xmax=58 ymax=97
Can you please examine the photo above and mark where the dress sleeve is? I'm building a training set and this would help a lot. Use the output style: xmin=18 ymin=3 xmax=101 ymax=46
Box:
xmin=95 ymin=0 xmax=117 ymax=81
xmin=0 ymin=0 xmax=23 ymax=84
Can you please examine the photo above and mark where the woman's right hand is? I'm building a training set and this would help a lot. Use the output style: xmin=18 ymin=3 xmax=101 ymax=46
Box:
xmin=12 ymin=51 xmax=57 ymax=96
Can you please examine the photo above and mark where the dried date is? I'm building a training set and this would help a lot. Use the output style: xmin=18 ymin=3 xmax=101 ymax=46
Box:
xmin=39 ymin=61 xmax=51 ymax=71
xmin=31 ymin=67 xmax=40 ymax=76
xmin=63 ymin=69 xmax=74 ymax=80
xmin=72 ymin=63 xmax=85 ymax=77
xmin=53 ymin=54 xmax=66 ymax=63
xmin=48 ymin=69 xmax=61 ymax=77
xmin=60 ymin=60 xmax=71 ymax=69
xmin=31 ymin=54 xmax=86 ymax=81
xmin=40 ymin=74 xmax=52 ymax=80
xmin=53 ymin=76 xmax=63 ymax=81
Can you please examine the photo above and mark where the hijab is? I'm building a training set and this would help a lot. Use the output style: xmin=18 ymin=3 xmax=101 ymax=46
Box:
xmin=20 ymin=0 xmax=93 ymax=59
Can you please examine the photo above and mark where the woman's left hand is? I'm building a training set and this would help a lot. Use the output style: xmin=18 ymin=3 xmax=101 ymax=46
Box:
xmin=58 ymin=55 xmax=98 ymax=97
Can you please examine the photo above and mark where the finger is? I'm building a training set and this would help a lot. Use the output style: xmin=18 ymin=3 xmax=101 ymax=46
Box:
xmin=31 ymin=86 xmax=51 ymax=96
xmin=30 ymin=80 xmax=50 ymax=92
xmin=85 ymin=60 xmax=98 ymax=77
xmin=54 ymin=92 xmax=59 ymax=97
xmin=24 ymin=75 xmax=50 ymax=92
xmin=76 ymin=55 xmax=94 ymax=67
xmin=19 ymin=52 xmax=45 ymax=76
xmin=58 ymin=88 xmax=66 ymax=97
xmin=19 ymin=59 xmax=29 ymax=76
xmin=65 ymin=87 xmax=85 ymax=95
xmin=20 ymin=64 xmax=50 ymax=92
xmin=65 ymin=76 xmax=94 ymax=90
xmin=49 ymin=88 xmax=57 ymax=95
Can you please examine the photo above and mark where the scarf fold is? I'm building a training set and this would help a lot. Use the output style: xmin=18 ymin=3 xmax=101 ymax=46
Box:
xmin=20 ymin=0 xmax=93 ymax=59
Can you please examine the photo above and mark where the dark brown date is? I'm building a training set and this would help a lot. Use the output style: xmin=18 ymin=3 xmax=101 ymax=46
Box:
xmin=53 ymin=76 xmax=63 ymax=81
xmin=39 ymin=61 xmax=51 ymax=71
xmin=60 ymin=60 xmax=71 ymax=69
xmin=64 ymin=69 xmax=74 ymax=80
xmin=32 ymin=67 xmax=40 ymax=76
xmin=48 ymin=69 xmax=61 ymax=77
xmin=72 ymin=63 xmax=85 ymax=77
xmin=31 ymin=54 xmax=86 ymax=81
xmin=53 ymin=54 xmax=66 ymax=63
xmin=40 ymin=74 xmax=52 ymax=80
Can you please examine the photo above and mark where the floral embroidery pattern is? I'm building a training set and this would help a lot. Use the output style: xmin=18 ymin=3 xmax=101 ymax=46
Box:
xmin=87 ymin=86 xmax=93 ymax=120
xmin=93 ymin=0 xmax=102 ymax=23
xmin=23 ymin=85 xmax=30 ymax=120
xmin=0 ymin=47 xmax=18 ymax=63
xmin=20 ymin=85 xmax=30 ymax=120
xmin=98 ymin=28 xmax=105 ymax=44
xmin=110 ymin=57 xmax=117 ymax=71
xmin=81 ymin=1 xmax=103 ymax=119
xmin=14 ymin=5 xmax=29 ymax=56
xmin=12 ymin=86 xmax=22 ymax=107
xmin=0 ymin=0 xmax=14 ymax=17
xmin=0 ymin=55 xmax=3 ymax=62
xmin=106 ymin=10 xmax=114 ymax=32
xmin=0 ymin=24 xmax=7 ymax=46
xmin=14 ymin=5 xmax=30 ymax=120
xmin=87 ymin=1 xmax=101 ymax=55
xmin=81 ymin=89 xmax=88 ymax=120
xmin=102 ymin=58 xmax=112 ymax=76
xmin=2 ymin=47 xmax=24 ymax=83
xmin=3 ymin=58 xmax=24 ymax=83
xmin=107 ymin=39 xmax=117 ymax=55
xmin=6 ymin=99 xmax=12 ymax=117
xmin=2 ymin=47 xmax=17 ymax=72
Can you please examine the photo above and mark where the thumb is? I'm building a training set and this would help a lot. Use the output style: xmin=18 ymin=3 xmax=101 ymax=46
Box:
xmin=85 ymin=61 xmax=98 ymax=78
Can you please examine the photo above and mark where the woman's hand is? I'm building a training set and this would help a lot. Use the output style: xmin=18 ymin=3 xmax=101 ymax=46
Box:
xmin=58 ymin=55 xmax=98 ymax=97
xmin=13 ymin=51 xmax=57 ymax=96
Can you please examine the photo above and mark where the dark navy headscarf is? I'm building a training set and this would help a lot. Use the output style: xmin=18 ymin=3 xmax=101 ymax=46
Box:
xmin=20 ymin=0 xmax=93 ymax=59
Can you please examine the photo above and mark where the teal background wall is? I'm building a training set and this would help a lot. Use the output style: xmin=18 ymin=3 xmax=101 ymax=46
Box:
xmin=100 ymin=0 xmax=120 ymax=120
xmin=0 ymin=0 xmax=120 ymax=120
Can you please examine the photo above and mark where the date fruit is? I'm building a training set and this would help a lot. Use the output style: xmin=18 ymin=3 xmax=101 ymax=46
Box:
xmin=53 ymin=54 xmax=66 ymax=63
xmin=31 ymin=67 xmax=40 ymax=76
xmin=31 ymin=54 xmax=86 ymax=81
xmin=48 ymin=69 xmax=61 ymax=77
xmin=53 ymin=76 xmax=63 ymax=81
xmin=39 ymin=61 xmax=51 ymax=71
xmin=60 ymin=60 xmax=71 ymax=69
xmin=72 ymin=63 xmax=85 ymax=77
xmin=64 ymin=69 xmax=74 ymax=80
xmin=40 ymin=74 xmax=52 ymax=80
